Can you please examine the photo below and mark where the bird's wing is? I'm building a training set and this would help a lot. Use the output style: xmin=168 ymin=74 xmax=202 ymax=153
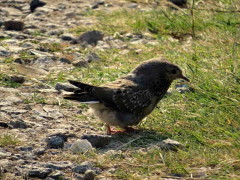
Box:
xmin=112 ymin=87 xmax=152 ymax=114
xmin=66 ymin=80 xmax=153 ymax=114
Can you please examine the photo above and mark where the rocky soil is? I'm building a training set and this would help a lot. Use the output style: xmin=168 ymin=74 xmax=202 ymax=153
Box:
xmin=0 ymin=0 xmax=188 ymax=179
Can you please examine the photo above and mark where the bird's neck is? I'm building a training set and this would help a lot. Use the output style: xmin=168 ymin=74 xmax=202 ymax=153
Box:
xmin=150 ymin=79 xmax=172 ymax=96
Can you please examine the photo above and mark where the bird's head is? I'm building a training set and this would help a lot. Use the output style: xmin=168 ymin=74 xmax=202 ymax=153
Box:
xmin=131 ymin=58 xmax=189 ymax=83
xmin=164 ymin=62 xmax=190 ymax=82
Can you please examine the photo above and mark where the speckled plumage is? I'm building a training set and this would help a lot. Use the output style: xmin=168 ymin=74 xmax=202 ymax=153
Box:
xmin=64 ymin=58 xmax=189 ymax=134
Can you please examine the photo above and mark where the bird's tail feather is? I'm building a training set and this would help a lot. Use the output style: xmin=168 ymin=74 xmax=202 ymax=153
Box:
xmin=64 ymin=93 xmax=99 ymax=103
xmin=69 ymin=80 xmax=95 ymax=93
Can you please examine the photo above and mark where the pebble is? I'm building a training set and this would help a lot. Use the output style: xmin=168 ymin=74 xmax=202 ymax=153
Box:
xmin=70 ymin=140 xmax=93 ymax=154
xmin=27 ymin=167 xmax=52 ymax=179
xmin=46 ymin=136 xmax=65 ymax=149
xmin=4 ymin=75 xmax=25 ymax=84
xmin=72 ymin=60 xmax=88 ymax=68
xmin=83 ymin=169 xmax=96 ymax=180
xmin=30 ymin=0 xmax=46 ymax=12
xmin=4 ymin=21 xmax=24 ymax=31
xmin=168 ymin=0 xmax=187 ymax=7
xmin=72 ymin=161 xmax=93 ymax=174
xmin=9 ymin=120 xmax=29 ymax=129
xmin=58 ymin=57 xmax=72 ymax=64
xmin=78 ymin=30 xmax=104 ymax=46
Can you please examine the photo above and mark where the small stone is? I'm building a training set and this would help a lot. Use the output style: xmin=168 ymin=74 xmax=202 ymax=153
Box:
xmin=58 ymin=57 xmax=72 ymax=64
xmin=4 ymin=75 xmax=25 ymax=84
xmin=33 ymin=148 xmax=46 ymax=156
xmin=30 ymin=0 xmax=46 ymax=12
xmin=55 ymin=82 xmax=77 ymax=92
xmin=4 ymin=21 xmax=24 ymax=31
xmin=61 ymin=34 xmax=75 ymax=41
xmin=0 ymin=122 xmax=9 ymax=128
xmin=83 ymin=170 xmax=96 ymax=180
xmin=81 ymin=134 xmax=111 ymax=148
xmin=46 ymin=136 xmax=65 ymax=149
xmin=72 ymin=60 xmax=88 ymax=68
xmin=78 ymin=30 xmax=104 ymax=46
xmin=9 ymin=120 xmax=28 ymax=129
xmin=72 ymin=161 xmax=93 ymax=174
xmin=91 ymin=3 xmax=99 ymax=9
xmin=19 ymin=146 xmax=33 ymax=151
xmin=168 ymin=0 xmax=187 ymax=7
xmin=47 ymin=29 xmax=64 ymax=36
xmin=159 ymin=138 xmax=184 ymax=151
xmin=27 ymin=167 xmax=52 ymax=179
xmin=0 ymin=46 xmax=11 ymax=57
xmin=70 ymin=140 xmax=93 ymax=154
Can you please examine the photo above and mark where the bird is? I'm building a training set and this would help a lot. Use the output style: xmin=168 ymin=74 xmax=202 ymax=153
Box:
xmin=64 ymin=58 xmax=189 ymax=135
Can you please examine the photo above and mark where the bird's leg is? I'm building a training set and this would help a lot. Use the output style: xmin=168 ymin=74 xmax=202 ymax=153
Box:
xmin=105 ymin=124 xmax=112 ymax=135
xmin=105 ymin=124 xmax=126 ymax=135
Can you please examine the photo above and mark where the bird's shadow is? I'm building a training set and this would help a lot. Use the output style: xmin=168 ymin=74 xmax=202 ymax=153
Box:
xmin=98 ymin=129 xmax=169 ymax=153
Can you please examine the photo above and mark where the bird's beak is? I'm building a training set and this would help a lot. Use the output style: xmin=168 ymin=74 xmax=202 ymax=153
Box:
xmin=180 ymin=75 xmax=190 ymax=82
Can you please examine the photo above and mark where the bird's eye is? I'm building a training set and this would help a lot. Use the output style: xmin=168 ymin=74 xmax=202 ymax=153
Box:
xmin=171 ymin=69 xmax=177 ymax=74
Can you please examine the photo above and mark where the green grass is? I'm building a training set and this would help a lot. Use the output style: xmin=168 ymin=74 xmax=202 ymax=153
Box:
xmin=0 ymin=134 xmax=20 ymax=147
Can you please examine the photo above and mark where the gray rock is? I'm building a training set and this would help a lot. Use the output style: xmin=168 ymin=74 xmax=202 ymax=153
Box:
xmin=9 ymin=120 xmax=29 ymax=129
xmin=61 ymin=34 xmax=75 ymax=41
xmin=4 ymin=75 xmax=25 ymax=84
xmin=83 ymin=170 xmax=96 ymax=180
xmin=27 ymin=167 xmax=52 ymax=178
xmin=168 ymin=0 xmax=187 ymax=7
xmin=0 ymin=46 xmax=11 ymax=57
xmin=72 ymin=60 xmax=88 ymax=68
xmin=91 ymin=3 xmax=99 ymax=9
xmin=159 ymin=138 xmax=184 ymax=151
xmin=46 ymin=136 xmax=65 ymax=149
xmin=58 ymin=57 xmax=71 ymax=64
xmin=4 ymin=21 xmax=24 ymax=31
xmin=33 ymin=148 xmax=46 ymax=156
xmin=91 ymin=1 xmax=104 ymax=9
xmin=19 ymin=146 xmax=33 ymax=151
xmin=78 ymin=30 xmax=104 ymax=46
xmin=47 ymin=29 xmax=64 ymax=36
xmin=0 ymin=122 xmax=9 ymax=128
xmin=30 ymin=0 xmax=46 ymax=12
xmin=81 ymin=134 xmax=111 ymax=148
xmin=70 ymin=140 xmax=93 ymax=154
xmin=44 ymin=161 xmax=73 ymax=170
xmin=72 ymin=161 xmax=93 ymax=174
xmin=55 ymin=82 xmax=77 ymax=92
